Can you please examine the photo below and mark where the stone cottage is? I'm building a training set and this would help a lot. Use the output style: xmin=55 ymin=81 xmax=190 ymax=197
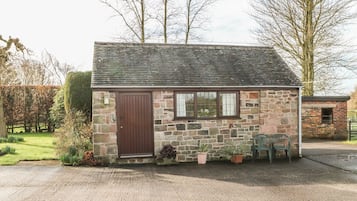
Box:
xmin=302 ymin=96 xmax=350 ymax=140
xmin=91 ymin=43 xmax=302 ymax=164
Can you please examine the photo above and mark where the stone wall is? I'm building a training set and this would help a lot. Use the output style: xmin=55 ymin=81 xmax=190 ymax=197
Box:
xmin=153 ymin=90 xmax=260 ymax=162
xmin=92 ymin=89 xmax=300 ymax=163
xmin=92 ymin=91 xmax=118 ymax=163
xmin=153 ymin=89 xmax=299 ymax=162
xmin=302 ymin=100 xmax=348 ymax=140
xmin=259 ymin=90 xmax=299 ymax=155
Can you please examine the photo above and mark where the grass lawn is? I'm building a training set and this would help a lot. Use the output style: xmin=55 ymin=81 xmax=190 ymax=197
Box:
xmin=0 ymin=133 xmax=56 ymax=165
xmin=345 ymin=140 xmax=357 ymax=145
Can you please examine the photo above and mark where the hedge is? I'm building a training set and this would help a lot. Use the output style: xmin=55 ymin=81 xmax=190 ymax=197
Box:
xmin=63 ymin=71 xmax=92 ymax=121
xmin=0 ymin=85 xmax=59 ymax=133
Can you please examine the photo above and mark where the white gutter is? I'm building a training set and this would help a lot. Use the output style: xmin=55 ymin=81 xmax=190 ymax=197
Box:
xmin=298 ymin=86 xmax=302 ymax=157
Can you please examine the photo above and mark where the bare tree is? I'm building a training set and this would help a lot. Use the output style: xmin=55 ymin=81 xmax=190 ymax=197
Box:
xmin=154 ymin=0 xmax=182 ymax=43
xmin=18 ymin=59 xmax=47 ymax=85
xmin=41 ymin=51 xmax=74 ymax=85
xmin=0 ymin=35 xmax=25 ymax=137
xmin=251 ymin=0 xmax=357 ymax=95
xmin=100 ymin=0 xmax=217 ymax=44
xmin=348 ymin=86 xmax=357 ymax=112
xmin=100 ymin=0 xmax=147 ymax=43
xmin=184 ymin=0 xmax=216 ymax=44
xmin=9 ymin=51 xmax=73 ymax=86
xmin=0 ymin=59 xmax=20 ymax=85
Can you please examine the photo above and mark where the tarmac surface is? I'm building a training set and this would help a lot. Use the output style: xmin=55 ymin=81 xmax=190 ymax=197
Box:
xmin=303 ymin=139 xmax=357 ymax=173
xmin=0 ymin=140 xmax=356 ymax=201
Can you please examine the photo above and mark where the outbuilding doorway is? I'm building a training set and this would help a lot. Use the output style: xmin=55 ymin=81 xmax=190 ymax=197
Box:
xmin=116 ymin=92 xmax=154 ymax=158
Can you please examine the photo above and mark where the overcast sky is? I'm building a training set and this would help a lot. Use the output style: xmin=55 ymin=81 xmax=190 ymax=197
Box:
xmin=1 ymin=0 xmax=356 ymax=94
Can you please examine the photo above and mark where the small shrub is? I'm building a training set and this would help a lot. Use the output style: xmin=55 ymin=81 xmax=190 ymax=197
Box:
xmin=59 ymin=152 xmax=81 ymax=166
xmin=156 ymin=144 xmax=176 ymax=160
xmin=50 ymin=87 xmax=66 ymax=128
xmin=9 ymin=147 xmax=16 ymax=154
xmin=1 ymin=146 xmax=16 ymax=154
xmin=198 ymin=144 xmax=209 ymax=152
xmin=16 ymin=137 xmax=24 ymax=142
xmin=68 ymin=145 xmax=78 ymax=156
xmin=7 ymin=136 xmax=17 ymax=143
xmin=0 ymin=138 xmax=7 ymax=143
xmin=69 ymin=155 xmax=81 ymax=166
xmin=55 ymin=111 xmax=93 ymax=166
xmin=1 ymin=136 xmax=25 ymax=143
xmin=60 ymin=154 xmax=70 ymax=164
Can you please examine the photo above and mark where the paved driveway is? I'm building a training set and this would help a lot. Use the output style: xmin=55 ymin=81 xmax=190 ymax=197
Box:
xmin=303 ymin=139 xmax=357 ymax=172
xmin=1 ymin=141 xmax=357 ymax=201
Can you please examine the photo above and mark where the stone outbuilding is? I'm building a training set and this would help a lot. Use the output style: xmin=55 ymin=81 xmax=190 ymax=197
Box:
xmin=302 ymin=96 xmax=350 ymax=140
xmin=91 ymin=43 xmax=303 ymax=164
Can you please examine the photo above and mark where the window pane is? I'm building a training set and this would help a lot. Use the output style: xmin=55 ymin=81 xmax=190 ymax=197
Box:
xmin=176 ymin=93 xmax=194 ymax=117
xmin=321 ymin=108 xmax=333 ymax=124
xmin=197 ymin=92 xmax=217 ymax=118
xmin=219 ymin=93 xmax=237 ymax=116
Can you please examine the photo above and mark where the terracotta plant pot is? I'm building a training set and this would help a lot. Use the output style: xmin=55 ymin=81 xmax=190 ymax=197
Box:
xmin=197 ymin=152 xmax=208 ymax=164
xmin=230 ymin=154 xmax=243 ymax=164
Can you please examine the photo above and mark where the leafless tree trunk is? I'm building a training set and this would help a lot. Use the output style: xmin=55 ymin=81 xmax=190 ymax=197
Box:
xmin=251 ymin=0 xmax=357 ymax=95
xmin=184 ymin=0 xmax=216 ymax=44
xmin=163 ymin=0 xmax=168 ymax=43
xmin=0 ymin=97 xmax=6 ymax=137
xmin=100 ymin=0 xmax=147 ymax=43
xmin=153 ymin=0 xmax=182 ymax=43
xmin=0 ymin=35 xmax=25 ymax=137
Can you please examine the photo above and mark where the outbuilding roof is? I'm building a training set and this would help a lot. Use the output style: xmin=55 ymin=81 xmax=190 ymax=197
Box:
xmin=302 ymin=96 xmax=350 ymax=102
xmin=91 ymin=43 xmax=301 ymax=88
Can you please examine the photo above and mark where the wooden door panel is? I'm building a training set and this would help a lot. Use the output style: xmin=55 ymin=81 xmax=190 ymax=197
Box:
xmin=117 ymin=92 xmax=153 ymax=156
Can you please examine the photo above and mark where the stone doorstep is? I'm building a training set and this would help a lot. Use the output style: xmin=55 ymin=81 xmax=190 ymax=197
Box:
xmin=116 ymin=157 xmax=155 ymax=165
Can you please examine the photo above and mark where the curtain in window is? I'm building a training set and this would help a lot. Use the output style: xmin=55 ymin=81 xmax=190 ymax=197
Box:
xmin=221 ymin=93 xmax=236 ymax=116
xmin=176 ymin=94 xmax=186 ymax=117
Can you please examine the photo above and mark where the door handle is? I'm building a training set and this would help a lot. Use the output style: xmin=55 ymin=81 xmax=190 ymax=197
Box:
xmin=120 ymin=126 xmax=123 ymax=129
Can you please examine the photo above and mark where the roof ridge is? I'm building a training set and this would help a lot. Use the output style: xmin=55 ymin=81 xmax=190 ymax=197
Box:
xmin=94 ymin=42 xmax=272 ymax=49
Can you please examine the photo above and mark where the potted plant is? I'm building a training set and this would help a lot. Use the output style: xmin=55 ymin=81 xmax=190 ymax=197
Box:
xmin=155 ymin=144 xmax=178 ymax=165
xmin=222 ymin=143 xmax=245 ymax=164
xmin=197 ymin=143 xmax=209 ymax=164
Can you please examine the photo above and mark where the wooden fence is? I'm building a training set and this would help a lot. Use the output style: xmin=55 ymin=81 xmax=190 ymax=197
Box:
xmin=348 ymin=120 xmax=357 ymax=141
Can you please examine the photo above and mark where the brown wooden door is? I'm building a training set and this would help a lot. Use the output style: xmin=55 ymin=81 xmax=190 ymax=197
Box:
xmin=116 ymin=92 xmax=153 ymax=157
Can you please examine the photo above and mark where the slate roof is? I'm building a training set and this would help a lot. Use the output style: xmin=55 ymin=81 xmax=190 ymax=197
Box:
xmin=91 ymin=43 xmax=302 ymax=88
xmin=302 ymin=96 xmax=350 ymax=102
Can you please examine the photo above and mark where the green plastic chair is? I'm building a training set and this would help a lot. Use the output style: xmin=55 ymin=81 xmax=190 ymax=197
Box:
xmin=252 ymin=134 xmax=273 ymax=164
xmin=271 ymin=134 xmax=291 ymax=163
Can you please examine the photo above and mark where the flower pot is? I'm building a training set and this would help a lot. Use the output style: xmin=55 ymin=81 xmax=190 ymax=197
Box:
xmin=230 ymin=154 xmax=243 ymax=164
xmin=197 ymin=152 xmax=208 ymax=164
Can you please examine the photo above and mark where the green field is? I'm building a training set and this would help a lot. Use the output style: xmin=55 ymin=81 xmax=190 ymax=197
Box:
xmin=0 ymin=133 xmax=56 ymax=165
xmin=345 ymin=140 xmax=357 ymax=145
